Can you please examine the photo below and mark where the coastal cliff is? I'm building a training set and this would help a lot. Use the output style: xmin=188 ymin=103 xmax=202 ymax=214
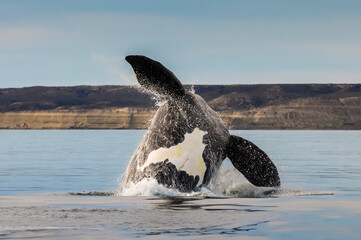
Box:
xmin=0 ymin=108 xmax=153 ymax=129
xmin=1 ymin=84 xmax=360 ymax=129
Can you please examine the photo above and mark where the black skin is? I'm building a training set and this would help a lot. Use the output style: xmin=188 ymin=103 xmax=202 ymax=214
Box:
xmin=121 ymin=55 xmax=280 ymax=191
xmin=125 ymin=55 xmax=185 ymax=99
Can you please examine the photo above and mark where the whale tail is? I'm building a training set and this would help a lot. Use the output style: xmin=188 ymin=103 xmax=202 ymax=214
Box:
xmin=126 ymin=55 xmax=186 ymax=99
xmin=226 ymin=135 xmax=280 ymax=187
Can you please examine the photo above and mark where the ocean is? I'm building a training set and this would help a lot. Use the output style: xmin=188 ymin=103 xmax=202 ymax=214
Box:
xmin=0 ymin=130 xmax=360 ymax=239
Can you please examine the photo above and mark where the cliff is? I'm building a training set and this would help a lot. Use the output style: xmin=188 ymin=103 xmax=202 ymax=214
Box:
xmin=1 ymin=84 xmax=360 ymax=129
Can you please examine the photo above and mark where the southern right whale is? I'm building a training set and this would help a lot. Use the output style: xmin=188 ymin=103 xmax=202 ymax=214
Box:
xmin=121 ymin=55 xmax=280 ymax=192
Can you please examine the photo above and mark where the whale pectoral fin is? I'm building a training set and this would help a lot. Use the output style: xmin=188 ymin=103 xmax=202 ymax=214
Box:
xmin=125 ymin=55 xmax=186 ymax=99
xmin=226 ymin=135 xmax=280 ymax=187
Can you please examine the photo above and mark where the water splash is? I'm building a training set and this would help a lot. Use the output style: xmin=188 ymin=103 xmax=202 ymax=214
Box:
xmin=128 ymin=80 xmax=166 ymax=107
xmin=185 ymin=85 xmax=196 ymax=94
xmin=117 ymin=164 xmax=333 ymax=198
xmin=91 ymin=53 xmax=137 ymax=85
xmin=208 ymin=165 xmax=334 ymax=197
xmin=117 ymin=178 xmax=209 ymax=197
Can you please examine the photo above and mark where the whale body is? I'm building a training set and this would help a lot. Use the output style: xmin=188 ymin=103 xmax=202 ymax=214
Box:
xmin=121 ymin=55 xmax=280 ymax=192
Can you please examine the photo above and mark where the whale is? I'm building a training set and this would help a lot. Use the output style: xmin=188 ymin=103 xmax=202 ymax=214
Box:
xmin=121 ymin=55 xmax=280 ymax=192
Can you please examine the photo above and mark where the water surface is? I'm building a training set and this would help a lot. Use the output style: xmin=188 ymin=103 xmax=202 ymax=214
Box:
xmin=0 ymin=130 xmax=360 ymax=239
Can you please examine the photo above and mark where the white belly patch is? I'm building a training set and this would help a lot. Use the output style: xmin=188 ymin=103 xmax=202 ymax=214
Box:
xmin=139 ymin=128 xmax=207 ymax=187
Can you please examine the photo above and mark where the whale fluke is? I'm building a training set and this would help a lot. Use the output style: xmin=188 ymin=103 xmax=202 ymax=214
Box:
xmin=126 ymin=55 xmax=185 ymax=99
xmin=226 ymin=135 xmax=280 ymax=187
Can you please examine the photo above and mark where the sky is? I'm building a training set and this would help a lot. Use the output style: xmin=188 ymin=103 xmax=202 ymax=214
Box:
xmin=1 ymin=0 xmax=361 ymax=88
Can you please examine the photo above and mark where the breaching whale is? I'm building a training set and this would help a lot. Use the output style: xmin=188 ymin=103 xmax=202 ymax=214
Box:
xmin=121 ymin=55 xmax=280 ymax=192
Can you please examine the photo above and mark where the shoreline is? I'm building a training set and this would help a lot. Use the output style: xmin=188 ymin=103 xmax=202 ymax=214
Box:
xmin=1 ymin=84 xmax=361 ymax=130
xmin=1 ymin=108 xmax=360 ymax=130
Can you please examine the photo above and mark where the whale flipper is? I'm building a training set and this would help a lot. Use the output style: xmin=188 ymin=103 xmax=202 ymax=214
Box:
xmin=126 ymin=55 xmax=185 ymax=99
xmin=226 ymin=135 xmax=280 ymax=187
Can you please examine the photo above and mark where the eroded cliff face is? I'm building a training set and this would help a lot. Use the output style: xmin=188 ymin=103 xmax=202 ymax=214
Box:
xmin=0 ymin=108 xmax=154 ymax=129
xmin=1 ymin=97 xmax=361 ymax=130
xmin=221 ymin=96 xmax=361 ymax=129
xmin=1 ymin=84 xmax=360 ymax=130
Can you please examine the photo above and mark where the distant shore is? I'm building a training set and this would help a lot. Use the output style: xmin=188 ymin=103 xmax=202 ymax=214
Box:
xmin=1 ymin=84 xmax=360 ymax=130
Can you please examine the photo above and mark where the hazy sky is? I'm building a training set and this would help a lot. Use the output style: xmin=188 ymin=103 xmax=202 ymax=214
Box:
xmin=1 ymin=0 xmax=361 ymax=87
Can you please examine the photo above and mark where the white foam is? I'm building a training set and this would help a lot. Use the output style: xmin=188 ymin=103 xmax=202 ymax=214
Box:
xmin=118 ymin=163 xmax=333 ymax=198
xmin=117 ymin=178 xmax=219 ymax=197
xmin=118 ymin=178 xmax=186 ymax=196
xmin=208 ymin=165 xmax=334 ymax=197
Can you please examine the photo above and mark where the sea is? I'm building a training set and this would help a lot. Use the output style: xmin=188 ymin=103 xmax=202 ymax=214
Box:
xmin=0 ymin=130 xmax=360 ymax=239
